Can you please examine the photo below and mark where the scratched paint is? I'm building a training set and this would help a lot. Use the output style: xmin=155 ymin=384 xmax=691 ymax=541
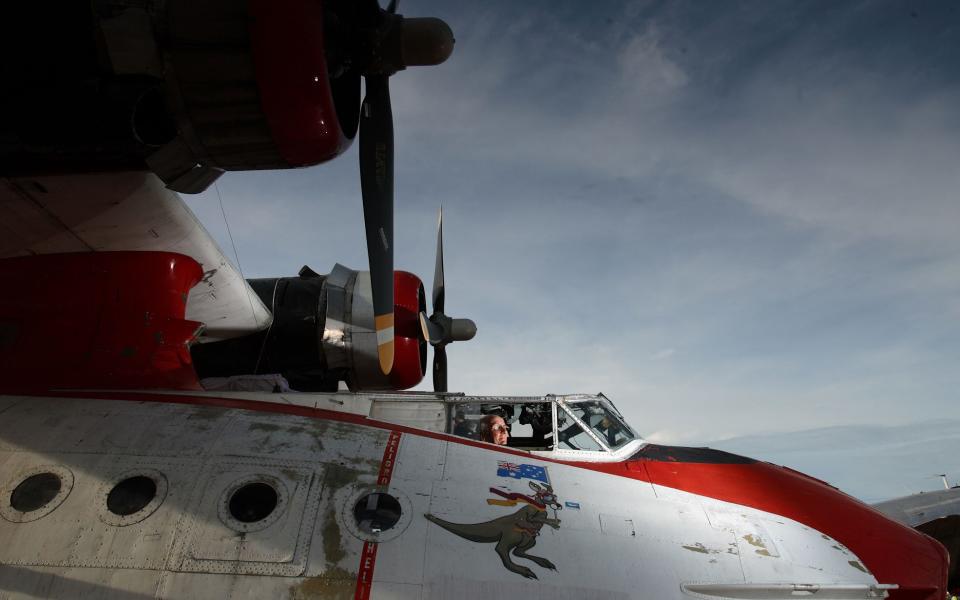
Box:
xmin=742 ymin=534 xmax=772 ymax=557
xmin=848 ymin=560 xmax=868 ymax=573
xmin=319 ymin=464 xmax=359 ymax=570
xmin=248 ymin=422 xmax=283 ymax=432
xmin=289 ymin=569 xmax=357 ymax=600
xmin=322 ymin=508 xmax=346 ymax=567
xmin=681 ymin=542 xmax=716 ymax=554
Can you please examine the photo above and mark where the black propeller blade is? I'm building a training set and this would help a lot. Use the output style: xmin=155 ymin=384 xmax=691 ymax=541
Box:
xmin=352 ymin=2 xmax=454 ymax=374
xmin=359 ymin=74 xmax=395 ymax=375
xmin=419 ymin=208 xmax=477 ymax=392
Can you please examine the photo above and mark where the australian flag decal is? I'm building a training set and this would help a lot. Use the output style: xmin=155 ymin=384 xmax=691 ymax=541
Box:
xmin=497 ymin=461 xmax=549 ymax=483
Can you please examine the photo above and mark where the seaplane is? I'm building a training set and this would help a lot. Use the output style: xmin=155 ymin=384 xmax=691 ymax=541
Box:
xmin=0 ymin=1 xmax=952 ymax=598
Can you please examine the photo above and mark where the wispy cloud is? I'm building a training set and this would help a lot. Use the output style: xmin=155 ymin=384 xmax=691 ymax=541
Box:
xmin=187 ymin=0 xmax=960 ymax=450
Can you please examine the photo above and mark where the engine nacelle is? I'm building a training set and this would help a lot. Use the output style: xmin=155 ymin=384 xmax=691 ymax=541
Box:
xmin=191 ymin=264 xmax=426 ymax=391
xmin=0 ymin=0 xmax=359 ymax=192
xmin=321 ymin=265 xmax=427 ymax=391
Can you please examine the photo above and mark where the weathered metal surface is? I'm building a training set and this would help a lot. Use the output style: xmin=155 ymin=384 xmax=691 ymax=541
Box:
xmin=0 ymin=392 xmax=942 ymax=599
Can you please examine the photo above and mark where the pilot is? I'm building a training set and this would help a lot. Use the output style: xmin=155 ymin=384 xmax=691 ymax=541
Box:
xmin=478 ymin=415 xmax=509 ymax=446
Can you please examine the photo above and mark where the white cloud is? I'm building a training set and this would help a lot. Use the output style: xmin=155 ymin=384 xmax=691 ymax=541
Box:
xmin=617 ymin=26 xmax=689 ymax=98
xmin=650 ymin=348 xmax=675 ymax=360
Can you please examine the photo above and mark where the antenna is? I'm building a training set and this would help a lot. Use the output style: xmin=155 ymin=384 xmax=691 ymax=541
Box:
xmin=935 ymin=474 xmax=950 ymax=490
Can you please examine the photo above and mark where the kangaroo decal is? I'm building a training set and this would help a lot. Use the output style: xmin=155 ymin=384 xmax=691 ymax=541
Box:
xmin=426 ymin=467 xmax=563 ymax=580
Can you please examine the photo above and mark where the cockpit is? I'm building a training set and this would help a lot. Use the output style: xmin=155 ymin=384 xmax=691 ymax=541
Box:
xmin=445 ymin=394 xmax=643 ymax=461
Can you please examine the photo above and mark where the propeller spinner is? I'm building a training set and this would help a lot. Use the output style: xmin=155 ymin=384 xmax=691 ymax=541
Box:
xmin=356 ymin=1 xmax=455 ymax=374
xmin=419 ymin=208 xmax=477 ymax=392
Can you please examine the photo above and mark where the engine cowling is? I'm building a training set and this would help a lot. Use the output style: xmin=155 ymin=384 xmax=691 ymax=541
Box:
xmin=320 ymin=265 xmax=426 ymax=390
xmin=191 ymin=264 xmax=426 ymax=391
xmin=0 ymin=0 xmax=359 ymax=192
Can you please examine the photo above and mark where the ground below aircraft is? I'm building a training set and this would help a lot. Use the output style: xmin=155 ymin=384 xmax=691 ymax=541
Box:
xmin=0 ymin=1 xmax=954 ymax=598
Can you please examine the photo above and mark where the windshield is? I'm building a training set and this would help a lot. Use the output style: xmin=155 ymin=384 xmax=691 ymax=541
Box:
xmin=556 ymin=409 xmax=605 ymax=451
xmin=561 ymin=398 xmax=637 ymax=450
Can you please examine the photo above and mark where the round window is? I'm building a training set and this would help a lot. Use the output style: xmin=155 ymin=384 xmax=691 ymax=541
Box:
xmin=353 ymin=492 xmax=402 ymax=534
xmin=11 ymin=472 xmax=61 ymax=512
xmin=98 ymin=469 xmax=168 ymax=527
xmin=229 ymin=482 xmax=278 ymax=523
xmin=217 ymin=475 xmax=288 ymax=533
xmin=107 ymin=476 xmax=157 ymax=516
xmin=1 ymin=466 xmax=74 ymax=523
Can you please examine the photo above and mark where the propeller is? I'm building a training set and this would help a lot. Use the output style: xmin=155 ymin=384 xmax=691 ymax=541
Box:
xmin=356 ymin=0 xmax=455 ymax=374
xmin=419 ymin=208 xmax=477 ymax=392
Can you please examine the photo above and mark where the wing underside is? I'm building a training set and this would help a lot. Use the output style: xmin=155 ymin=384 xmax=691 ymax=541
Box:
xmin=0 ymin=171 xmax=271 ymax=341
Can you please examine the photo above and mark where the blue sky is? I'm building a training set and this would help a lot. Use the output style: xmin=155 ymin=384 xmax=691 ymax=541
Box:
xmin=187 ymin=0 xmax=960 ymax=499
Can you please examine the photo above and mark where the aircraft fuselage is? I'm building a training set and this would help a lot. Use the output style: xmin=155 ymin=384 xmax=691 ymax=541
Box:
xmin=0 ymin=391 xmax=947 ymax=599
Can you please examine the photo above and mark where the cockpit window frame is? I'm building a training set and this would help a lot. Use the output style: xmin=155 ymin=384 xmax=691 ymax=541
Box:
xmin=438 ymin=393 xmax=644 ymax=461
xmin=554 ymin=396 xmax=612 ymax=453
xmin=560 ymin=394 xmax=638 ymax=450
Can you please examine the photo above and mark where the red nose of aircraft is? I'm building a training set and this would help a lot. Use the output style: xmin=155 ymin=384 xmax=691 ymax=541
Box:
xmin=585 ymin=445 xmax=949 ymax=599
xmin=647 ymin=455 xmax=948 ymax=599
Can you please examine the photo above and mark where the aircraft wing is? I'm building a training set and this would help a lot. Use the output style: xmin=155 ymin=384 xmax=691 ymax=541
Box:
xmin=873 ymin=487 xmax=960 ymax=528
xmin=873 ymin=488 xmax=960 ymax=592
xmin=0 ymin=171 xmax=271 ymax=342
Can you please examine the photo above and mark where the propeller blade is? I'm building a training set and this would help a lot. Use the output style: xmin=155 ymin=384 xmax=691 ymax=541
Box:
xmin=433 ymin=344 xmax=447 ymax=393
xmin=432 ymin=206 xmax=445 ymax=314
xmin=422 ymin=208 xmax=476 ymax=391
xmin=359 ymin=74 xmax=395 ymax=374
xmin=419 ymin=311 xmax=443 ymax=345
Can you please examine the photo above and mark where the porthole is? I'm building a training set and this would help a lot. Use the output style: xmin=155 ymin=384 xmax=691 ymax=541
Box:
xmin=339 ymin=486 xmax=413 ymax=543
xmin=108 ymin=476 xmax=156 ymax=516
xmin=218 ymin=475 xmax=288 ymax=533
xmin=11 ymin=473 xmax=61 ymax=513
xmin=353 ymin=493 xmax=402 ymax=534
xmin=229 ymin=482 xmax=278 ymax=523
xmin=98 ymin=469 xmax=168 ymax=527
xmin=1 ymin=465 xmax=74 ymax=523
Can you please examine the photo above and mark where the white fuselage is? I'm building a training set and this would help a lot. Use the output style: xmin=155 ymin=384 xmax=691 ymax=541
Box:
xmin=0 ymin=392 xmax=887 ymax=599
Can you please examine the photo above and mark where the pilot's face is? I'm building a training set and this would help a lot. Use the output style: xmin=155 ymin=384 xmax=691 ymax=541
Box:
xmin=488 ymin=416 xmax=509 ymax=445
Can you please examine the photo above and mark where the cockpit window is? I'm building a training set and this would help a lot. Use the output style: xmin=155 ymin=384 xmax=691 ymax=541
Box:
xmin=562 ymin=398 xmax=637 ymax=450
xmin=446 ymin=395 xmax=638 ymax=454
xmin=557 ymin=408 xmax=605 ymax=451
xmin=449 ymin=401 xmax=553 ymax=450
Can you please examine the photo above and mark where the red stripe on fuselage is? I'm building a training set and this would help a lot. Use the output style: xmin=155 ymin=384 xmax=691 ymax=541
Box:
xmin=355 ymin=429 xmax=402 ymax=600
xmin=355 ymin=542 xmax=378 ymax=600
xmin=17 ymin=390 xmax=948 ymax=598
xmin=377 ymin=431 xmax=402 ymax=487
